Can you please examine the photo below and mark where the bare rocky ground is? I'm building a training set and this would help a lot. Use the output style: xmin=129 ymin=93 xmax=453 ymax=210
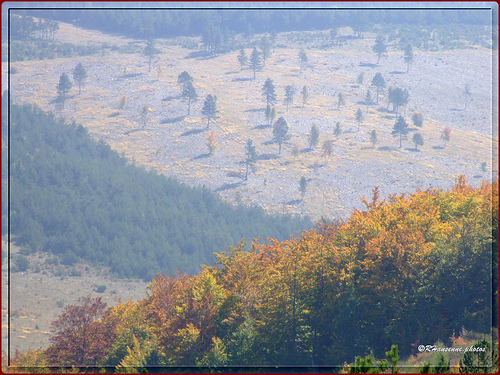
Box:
xmin=2 ymin=21 xmax=498 ymax=354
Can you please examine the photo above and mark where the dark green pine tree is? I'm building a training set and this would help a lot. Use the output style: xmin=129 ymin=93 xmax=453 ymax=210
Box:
xmin=202 ymin=94 xmax=218 ymax=129
xmin=240 ymin=139 xmax=258 ymax=180
xmin=371 ymin=73 xmax=386 ymax=103
xmin=56 ymin=73 xmax=72 ymax=110
xmin=143 ymin=38 xmax=159 ymax=72
xmin=72 ymin=63 xmax=87 ymax=95
xmin=309 ymin=124 xmax=319 ymax=149
xmin=182 ymin=81 xmax=197 ymax=115
xmin=177 ymin=71 xmax=193 ymax=91
xmin=299 ymin=176 xmax=307 ymax=199
xmin=284 ymin=85 xmax=295 ymax=112
xmin=262 ymin=78 xmax=277 ymax=107
xmin=272 ymin=117 xmax=290 ymax=154
xmin=237 ymin=49 xmax=247 ymax=70
xmin=372 ymin=35 xmax=387 ymax=64
xmin=249 ymin=47 xmax=263 ymax=79
xmin=392 ymin=115 xmax=409 ymax=148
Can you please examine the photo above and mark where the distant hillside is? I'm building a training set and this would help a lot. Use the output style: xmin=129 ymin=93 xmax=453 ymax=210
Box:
xmin=4 ymin=102 xmax=312 ymax=280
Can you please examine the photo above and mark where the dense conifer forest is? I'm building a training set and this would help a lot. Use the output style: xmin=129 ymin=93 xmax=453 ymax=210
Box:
xmin=5 ymin=176 xmax=498 ymax=372
xmin=4 ymin=101 xmax=312 ymax=280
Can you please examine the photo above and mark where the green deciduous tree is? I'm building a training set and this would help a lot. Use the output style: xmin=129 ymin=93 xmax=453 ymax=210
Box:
xmin=73 ymin=62 xmax=87 ymax=95
xmin=412 ymin=112 xmax=424 ymax=127
xmin=309 ymin=124 xmax=319 ymax=149
xmin=392 ymin=115 xmax=409 ymax=148
xmin=272 ymin=117 xmax=290 ymax=154
xmin=202 ymin=94 xmax=218 ymax=129
xmin=249 ymin=47 xmax=263 ymax=79
xmin=262 ymin=78 xmax=277 ymax=106
xmin=373 ymin=35 xmax=387 ymax=64
xmin=371 ymin=73 xmax=385 ymax=103
xmin=412 ymin=132 xmax=424 ymax=150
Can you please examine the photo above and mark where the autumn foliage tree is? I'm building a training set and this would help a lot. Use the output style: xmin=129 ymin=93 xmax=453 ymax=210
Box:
xmin=46 ymin=296 xmax=116 ymax=368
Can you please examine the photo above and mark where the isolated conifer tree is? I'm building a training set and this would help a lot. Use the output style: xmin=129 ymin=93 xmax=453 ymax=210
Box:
xmin=309 ymin=124 xmax=319 ymax=149
xmin=284 ymin=85 xmax=295 ymax=111
xmin=365 ymin=90 xmax=373 ymax=113
xmin=371 ymin=73 xmax=386 ymax=103
xmin=334 ymin=122 xmax=342 ymax=137
xmin=182 ymin=81 xmax=198 ymax=115
xmin=262 ymin=78 xmax=277 ymax=106
xmin=337 ymin=92 xmax=345 ymax=108
xmin=72 ymin=62 xmax=87 ymax=95
xmin=299 ymin=48 xmax=308 ymax=74
xmin=177 ymin=71 xmax=193 ymax=91
xmin=463 ymin=83 xmax=472 ymax=109
xmin=260 ymin=36 xmax=272 ymax=66
xmin=143 ymin=38 xmax=159 ymax=72
xmin=404 ymin=43 xmax=414 ymax=72
xmin=301 ymin=85 xmax=309 ymax=107
xmin=355 ymin=108 xmax=364 ymax=130
xmin=237 ymin=49 xmax=247 ymax=70
xmin=392 ymin=115 xmax=409 ymax=148
xmin=299 ymin=176 xmax=307 ymax=199
xmin=372 ymin=35 xmax=387 ymax=64
xmin=202 ymin=94 xmax=218 ymax=129
xmin=370 ymin=129 xmax=378 ymax=148
xmin=441 ymin=126 xmax=451 ymax=147
xmin=357 ymin=72 xmax=364 ymax=85
xmin=322 ymin=140 xmax=333 ymax=163
xmin=56 ymin=73 xmax=72 ymax=110
xmin=240 ymin=139 xmax=257 ymax=180
xmin=272 ymin=117 xmax=290 ymax=154
xmin=249 ymin=48 xmax=263 ymax=79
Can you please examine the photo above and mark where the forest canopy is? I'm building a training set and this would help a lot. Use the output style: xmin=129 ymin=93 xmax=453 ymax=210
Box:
xmin=4 ymin=102 xmax=312 ymax=280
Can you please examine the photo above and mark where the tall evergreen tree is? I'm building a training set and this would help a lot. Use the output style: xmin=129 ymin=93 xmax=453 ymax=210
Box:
xmin=299 ymin=176 xmax=307 ymax=199
xmin=237 ymin=49 xmax=247 ymax=70
xmin=392 ymin=115 xmax=409 ymax=148
xmin=301 ymin=85 xmax=309 ymax=107
xmin=412 ymin=132 xmax=424 ymax=150
xmin=284 ymin=85 xmax=295 ymax=111
xmin=272 ymin=117 xmax=290 ymax=154
xmin=143 ymin=38 xmax=159 ymax=72
xmin=177 ymin=71 xmax=193 ymax=91
xmin=403 ymin=43 xmax=414 ymax=72
xmin=260 ymin=36 xmax=272 ymax=66
xmin=249 ymin=48 xmax=263 ymax=79
xmin=309 ymin=124 xmax=319 ymax=149
xmin=262 ymin=78 xmax=277 ymax=107
xmin=56 ymin=73 xmax=72 ymax=110
xmin=372 ymin=35 xmax=387 ymax=64
xmin=182 ymin=81 xmax=197 ymax=115
xmin=299 ymin=48 xmax=308 ymax=74
xmin=370 ymin=129 xmax=378 ymax=148
xmin=240 ymin=139 xmax=258 ymax=180
xmin=463 ymin=83 xmax=472 ymax=109
xmin=355 ymin=108 xmax=364 ymax=131
xmin=371 ymin=73 xmax=386 ymax=103
xmin=202 ymin=94 xmax=218 ymax=129
xmin=72 ymin=63 xmax=87 ymax=95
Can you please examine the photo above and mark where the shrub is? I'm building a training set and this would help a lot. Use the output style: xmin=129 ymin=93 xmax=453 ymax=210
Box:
xmin=96 ymin=285 xmax=107 ymax=293
xmin=14 ymin=254 xmax=30 ymax=272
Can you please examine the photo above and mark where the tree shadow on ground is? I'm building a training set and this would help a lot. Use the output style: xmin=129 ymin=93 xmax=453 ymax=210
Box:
xmin=359 ymin=62 xmax=377 ymax=68
xmin=432 ymin=145 xmax=445 ymax=150
xmin=245 ymin=108 xmax=264 ymax=113
xmin=119 ymin=73 xmax=143 ymax=79
xmin=286 ymin=199 xmax=302 ymax=205
xmin=181 ymin=128 xmax=204 ymax=137
xmin=232 ymin=77 xmax=254 ymax=82
xmin=161 ymin=116 xmax=185 ymax=124
xmin=360 ymin=146 xmax=375 ymax=150
xmin=184 ymin=51 xmax=213 ymax=59
xmin=258 ymin=154 xmax=279 ymax=161
xmin=450 ymin=108 xmax=463 ymax=111
xmin=163 ymin=95 xmax=181 ymax=102
xmin=406 ymin=148 xmax=421 ymax=152
xmin=261 ymin=140 xmax=275 ymax=146
xmin=124 ymin=128 xmax=143 ymax=135
xmin=389 ymin=71 xmax=405 ymax=75
xmin=253 ymin=124 xmax=271 ymax=130
xmin=215 ymin=181 xmax=243 ymax=192
xmin=301 ymin=148 xmax=313 ymax=153
xmin=193 ymin=153 xmax=211 ymax=160
xmin=378 ymin=146 xmax=393 ymax=151
xmin=109 ymin=112 xmax=120 ymax=118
